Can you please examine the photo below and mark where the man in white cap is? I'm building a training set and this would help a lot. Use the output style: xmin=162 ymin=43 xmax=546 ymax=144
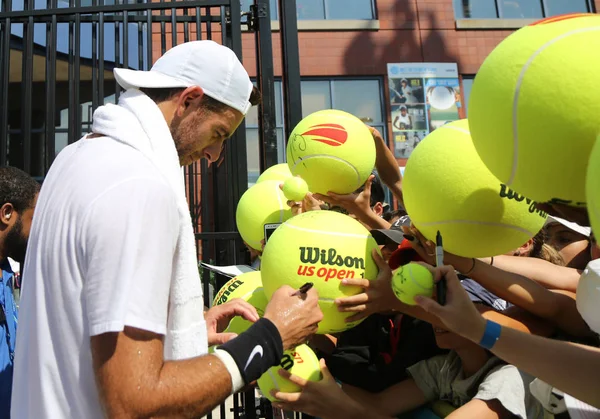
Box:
xmin=11 ymin=41 xmax=323 ymax=418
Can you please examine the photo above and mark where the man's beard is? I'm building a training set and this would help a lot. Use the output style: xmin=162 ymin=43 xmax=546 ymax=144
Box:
xmin=5 ymin=217 xmax=28 ymax=263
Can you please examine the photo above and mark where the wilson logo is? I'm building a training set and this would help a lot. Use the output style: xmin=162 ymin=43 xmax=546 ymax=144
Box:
xmin=300 ymin=123 xmax=348 ymax=146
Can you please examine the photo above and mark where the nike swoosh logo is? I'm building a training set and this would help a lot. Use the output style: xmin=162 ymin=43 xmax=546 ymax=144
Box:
xmin=244 ymin=345 xmax=263 ymax=372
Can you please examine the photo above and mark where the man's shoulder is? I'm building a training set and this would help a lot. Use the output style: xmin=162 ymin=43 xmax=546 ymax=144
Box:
xmin=54 ymin=138 xmax=170 ymax=190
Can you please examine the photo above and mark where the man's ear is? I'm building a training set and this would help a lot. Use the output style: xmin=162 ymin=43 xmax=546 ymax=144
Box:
xmin=0 ymin=203 xmax=14 ymax=228
xmin=175 ymin=86 xmax=205 ymax=117
xmin=373 ymin=202 xmax=384 ymax=216
xmin=518 ymin=238 xmax=534 ymax=256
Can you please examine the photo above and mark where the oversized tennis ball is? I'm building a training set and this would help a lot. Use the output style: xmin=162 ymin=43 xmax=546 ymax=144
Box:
xmin=257 ymin=344 xmax=322 ymax=402
xmin=212 ymin=271 xmax=267 ymax=334
xmin=260 ymin=210 xmax=380 ymax=334
xmin=469 ymin=13 xmax=600 ymax=206
xmin=586 ymin=135 xmax=600 ymax=237
xmin=282 ymin=177 xmax=309 ymax=202
xmin=256 ymin=163 xmax=293 ymax=184
xmin=236 ymin=180 xmax=292 ymax=251
xmin=286 ymin=109 xmax=375 ymax=195
xmin=391 ymin=263 xmax=434 ymax=305
xmin=403 ymin=119 xmax=547 ymax=258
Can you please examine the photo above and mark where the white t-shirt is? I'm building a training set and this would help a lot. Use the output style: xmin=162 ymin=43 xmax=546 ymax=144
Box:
xmin=11 ymin=137 xmax=180 ymax=419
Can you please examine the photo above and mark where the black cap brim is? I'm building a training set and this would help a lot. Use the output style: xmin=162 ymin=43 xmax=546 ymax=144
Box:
xmin=370 ymin=229 xmax=405 ymax=246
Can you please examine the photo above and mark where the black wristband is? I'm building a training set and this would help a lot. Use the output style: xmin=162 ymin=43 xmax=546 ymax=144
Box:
xmin=218 ymin=318 xmax=284 ymax=384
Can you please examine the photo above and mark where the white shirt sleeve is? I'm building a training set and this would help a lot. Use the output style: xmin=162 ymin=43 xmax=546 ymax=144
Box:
xmin=80 ymin=177 xmax=179 ymax=337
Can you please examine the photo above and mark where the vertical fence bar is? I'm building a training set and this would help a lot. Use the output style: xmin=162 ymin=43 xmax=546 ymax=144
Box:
xmin=170 ymin=3 xmax=176 ymax=48
xmin=91 ymin=0 xmax=98 ymax=113
xmin=114 ymin=6 xmax=121 ymax=102
xmin=146 ymin=6 xmax=152 ymax=69
xmin=45 ymin=0 xmax=57 ymax=170
xmin=137 ymin=20 xmax=143 ymax=71
xmin=72 ymin=0 xmax=81 ymax=141
xmin=0 ymin=0 xmax=10 ymax=167
xmin=67 ymin=0 xmax=75 ymax=143
xmin=160 ymin=0 xmax=166 ymax=54
xmin=21 ymin=0 xmax=34 ymax=172
xmin=255 ymin=0 xmax=277 ymax=172
xmin=122 ymin=6 xmax=128 ymax=70
xmin=98 ymin=2 xmax=104 ymax=104
xmin=278 ymin=0 xmax=302 ymax=141
xmin=195 ymin=6 xmax=202 ymax=40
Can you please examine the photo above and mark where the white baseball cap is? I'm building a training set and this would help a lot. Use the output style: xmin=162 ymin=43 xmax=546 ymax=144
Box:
xmin=114 ymin=40 xmax=253 ymax=115
xmin=545 ymin=215 xmax=591 ymax=238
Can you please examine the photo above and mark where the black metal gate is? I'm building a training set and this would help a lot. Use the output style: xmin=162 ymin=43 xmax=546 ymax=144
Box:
xmin=0 ymin=0 xmax=305 ymax=417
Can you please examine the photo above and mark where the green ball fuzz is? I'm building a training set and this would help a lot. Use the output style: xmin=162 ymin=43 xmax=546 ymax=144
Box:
xmin=391 ymin=263 xmax=434 ymax=305
xmin=282 ymin=177 xmax=309 ymax=202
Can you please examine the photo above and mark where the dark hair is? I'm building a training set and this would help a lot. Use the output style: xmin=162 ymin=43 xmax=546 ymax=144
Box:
xmin=529 ymin=228 xmax=565 ymax=266
xmin=0 ymin=167 xmax=40 ymax=212
xmin=383 ymin=208 xmax=407 ymax=222
xmin=355 ymin=172 xmax=385 ymax=208
xmin=139 ymin=86 xmax=262 ymax=112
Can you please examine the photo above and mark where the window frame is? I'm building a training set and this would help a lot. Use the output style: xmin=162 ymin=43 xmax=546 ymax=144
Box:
xmin=454 ymin=0 xmax=594 ymax=19
xmin=460 ymin=75 xmax=475 ymax=116
xmin=300 ymin=76 xmax=388 ymax=141
xmin=246 ymin=76 xmax=388 ymax=187
xmin=242 ymin=0 xmax=377 ymax=21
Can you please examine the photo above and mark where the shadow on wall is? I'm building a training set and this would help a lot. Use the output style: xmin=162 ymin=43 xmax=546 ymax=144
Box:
xmin=344 ymin=0 xmax=459 ymax=74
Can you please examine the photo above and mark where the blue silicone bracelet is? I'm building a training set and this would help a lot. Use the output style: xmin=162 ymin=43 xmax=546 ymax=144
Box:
xmin=479 ymin=320 xmax=502 ymax=350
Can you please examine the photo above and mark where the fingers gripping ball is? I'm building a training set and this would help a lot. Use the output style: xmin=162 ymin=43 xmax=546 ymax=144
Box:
xmin=257 ymin=344 xmax=322 ymax=402
xmin=391 ymin=263 xmax=434 ymax=305
xmin=212 ymin=271 xmax=268 ymax=334
xmin=282 ymin=177 xmax=309 ymax=202
xmin=286 ymin=109 xmax=376 ymax=195
xmin=469 ymin=13 xmax=600 ymax=205
xmin=403 ymin=119 xmax=547 ymax=258
xmin=586 ymin=134 xmax=600 ymax=237
xmin=260 ymin=210 xmax=380 ymax=334
xmin=256 ymin=163 xmax=293 ymax=184
xmin=236 ymin=180 xmax=293 ymax=251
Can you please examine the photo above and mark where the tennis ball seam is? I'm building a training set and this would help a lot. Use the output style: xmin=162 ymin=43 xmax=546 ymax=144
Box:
xmin=272 ymin=182 xmax=286 ymax=223
xmin=510 ymin=25 xmax=600 ymax=187
xmin=279 ymin=223 xmax=370 ymax=239
xmin=289 ymin=153 xmax=361 ymax=188
xmin=267 ymin=368 xmax=280 ymax=392
xmin=441 ymin=125 xmax=469 ymax=136
xmin=417 ymin=219 xmax=537 ymax=237
xmin=408 ymin=268 xmax=433 ymax=292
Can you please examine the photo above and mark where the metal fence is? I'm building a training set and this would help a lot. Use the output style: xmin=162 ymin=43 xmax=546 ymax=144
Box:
xmin=0 ymin=0 xmax=305 ymax=417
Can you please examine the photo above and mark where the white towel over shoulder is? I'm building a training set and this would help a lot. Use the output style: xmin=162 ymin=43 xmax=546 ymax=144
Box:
xmin=92 ymin=89 xmax=207 ymax=360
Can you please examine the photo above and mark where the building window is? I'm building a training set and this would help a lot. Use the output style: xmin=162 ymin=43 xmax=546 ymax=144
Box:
xmin=454 ymin=0 xmax=593 ymax=19
xmin=461 ymin=76 xmax=475 ymax=116
xmin=301 ymin=78 xmax=386 ymax=135
xmin=241 ymin=0 xmax=375 ymax=20
xmin=247 ymin=78 xmax=387 ymax=187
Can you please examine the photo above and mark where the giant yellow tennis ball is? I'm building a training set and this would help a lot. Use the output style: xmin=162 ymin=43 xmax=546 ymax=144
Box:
xmin=469 ymin=13 xmax=600 ymax=206
xmin=286 ymin=109 xmax=376 ymax=195
xmin=403 ymin=119 xmax=547 ymax=258
xmin=256 ymin=163 xmax=293 ymax=184
xmin=236 ymin=180 xmax=293 ymax=251
xmin=586 ymin=135 xmax=600 ymax=237
xmin=260 ymin=210 xmax=380 ymax=334
xmin=212 ymin=271 xmax=267 ymax=334
xmin=257 ymin=344 xmax=322 ymax=402
xmin=391 ymin=263 xmax=434 ymax=305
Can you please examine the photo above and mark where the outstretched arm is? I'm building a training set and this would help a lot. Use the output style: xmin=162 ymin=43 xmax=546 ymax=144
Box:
xmin=370 ymin=127 xmax=404 ymax=206
xmin=416 ymin=265 xmax=600 ymax=409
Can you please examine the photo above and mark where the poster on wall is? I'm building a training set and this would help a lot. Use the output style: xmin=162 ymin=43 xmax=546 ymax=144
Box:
xmin=387 ymin=63 xmax=464 ymax=159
